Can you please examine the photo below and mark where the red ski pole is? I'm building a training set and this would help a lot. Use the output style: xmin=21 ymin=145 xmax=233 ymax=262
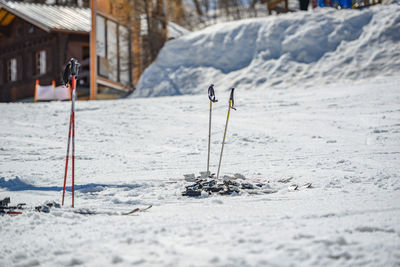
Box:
xmin=62 ymin=58 xmax=80 ymax=208
xmin=71 ymin=76 xmax=76 ymax=208
xmin=62 ymin=104 xmax=72 ymax=206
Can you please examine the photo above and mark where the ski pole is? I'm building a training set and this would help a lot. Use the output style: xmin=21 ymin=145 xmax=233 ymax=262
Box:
xmin=61 ymin=58 xmax=80 ymax=208
xmin=207 ymin=84 xmax=218 ymax=176
xmin=71 ymin=75 xmax=76 ymax=208
xmin=217 ymin=88 xmax=236 ymax=179
xmin=62 ymin=94 xmax=72 ymax=206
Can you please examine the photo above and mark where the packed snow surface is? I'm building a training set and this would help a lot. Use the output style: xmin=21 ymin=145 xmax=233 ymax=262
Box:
xmin=1 ymin=4 xmax=400 ymax=266
xmin=134 ymin=4 xmax=400 ymax=97
xmin=1 ymin=75 xmax=400 ymax=266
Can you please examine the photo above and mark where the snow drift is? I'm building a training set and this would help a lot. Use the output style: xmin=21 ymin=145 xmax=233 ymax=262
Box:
xmin=134 ymin=4 xmax=400 ymax=97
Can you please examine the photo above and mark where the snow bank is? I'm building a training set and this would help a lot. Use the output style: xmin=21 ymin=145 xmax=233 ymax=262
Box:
xmin=168 ymin=21 xmax=191 ymax=39
xmin=134 ymin=4 xmax=400 ymax=97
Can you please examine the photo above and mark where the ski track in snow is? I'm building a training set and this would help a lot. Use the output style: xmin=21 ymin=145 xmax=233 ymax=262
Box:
xmin=1 ymin=76 xmax=400 ymax=266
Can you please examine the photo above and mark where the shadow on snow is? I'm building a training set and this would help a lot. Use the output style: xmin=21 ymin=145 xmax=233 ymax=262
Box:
xmin=0 ymin=177 xmax=141 ymax=192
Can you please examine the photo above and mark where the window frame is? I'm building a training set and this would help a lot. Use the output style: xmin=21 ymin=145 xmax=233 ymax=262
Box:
xmin=7 ymin=57 xmax=17 ymax=82
xmin=96 ymin=14 xmax=131 ymax=85
xmin=35 ymin=49 xmax=46 ymax=76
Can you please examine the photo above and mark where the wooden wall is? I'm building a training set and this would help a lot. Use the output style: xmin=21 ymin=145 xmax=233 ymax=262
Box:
xmin=94 ymin=0 xmax=168 ymax=85
xmin=0 ymin=17 xmax=89 ymax=102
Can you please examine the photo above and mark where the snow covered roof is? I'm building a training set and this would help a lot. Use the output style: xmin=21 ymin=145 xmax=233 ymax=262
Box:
xmin=0 ymin=0 xmax=190 ymax=37
xmin=0 ymin=0 xmax=91 ymax=33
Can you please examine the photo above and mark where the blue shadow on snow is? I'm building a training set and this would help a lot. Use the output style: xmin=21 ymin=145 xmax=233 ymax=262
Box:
xmin=0 ymin=177 xmax=141 ymax=192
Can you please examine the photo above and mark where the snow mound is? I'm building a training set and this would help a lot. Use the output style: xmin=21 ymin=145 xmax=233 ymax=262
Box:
xmin=133 ymin=4 xmax=400 ymax=97
xmin=168 ymin=21 xmax=191 ymax=39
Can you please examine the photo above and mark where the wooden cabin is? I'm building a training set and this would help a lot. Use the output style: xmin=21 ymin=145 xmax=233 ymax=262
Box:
xmin=0 ymin=0 xmax=181 ymax=102
xmin=0 ymin=2 xmax=94 ymax=102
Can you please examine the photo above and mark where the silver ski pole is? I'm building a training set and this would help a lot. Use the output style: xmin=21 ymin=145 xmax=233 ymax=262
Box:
xmin=207 ymin=84 xmax=217 ymax=176
xmin=217 ymin=88 xmax=236 ymax=179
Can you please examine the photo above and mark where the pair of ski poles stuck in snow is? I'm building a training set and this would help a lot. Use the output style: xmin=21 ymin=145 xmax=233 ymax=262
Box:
xmin=207 ymin=85 xmax=236 ymax=179
xmin=59 ymin=61 xmax=234 ymax=207
xmin=61 ymin=58 xmax=80 ymax=208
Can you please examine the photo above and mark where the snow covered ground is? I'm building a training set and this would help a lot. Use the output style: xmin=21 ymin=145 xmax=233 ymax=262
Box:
xmin=1 ymin=3 xmax=400 ymax=267
xmin=1 ymin=75 xmax=399 ymax=266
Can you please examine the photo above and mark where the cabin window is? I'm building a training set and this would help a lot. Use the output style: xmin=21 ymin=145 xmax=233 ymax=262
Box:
xmin=119 ymin=25 xmax=130 ymax=85
xmin=96 ymin=15 xmax=131 ymax=85
xmin=29 ymin=24 xmax=35 ymax=34
xmin=96 ymin=15 xmax=106 ymax=58
xmin=107 ymin=20 xmax=118 ymax=82
xmin=35 ymin=50 xmax=46 ymax=75
xmin=7 ymin=58 xmax=17 ymax=82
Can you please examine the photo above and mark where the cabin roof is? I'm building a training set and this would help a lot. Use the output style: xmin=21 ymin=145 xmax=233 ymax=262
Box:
xmin=0 ymin=0 xmax=91 ymax=33
xmin=0 ymin=0 xmax=190 ymax=37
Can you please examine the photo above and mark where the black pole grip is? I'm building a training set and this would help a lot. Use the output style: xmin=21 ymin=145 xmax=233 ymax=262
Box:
xmin=63 ymin=58 xmax=80 ymax=85
xmin=230 ymin=88 xmax=236 ymax=110
xmin=208 ymin=84 xmax=218 ymax=103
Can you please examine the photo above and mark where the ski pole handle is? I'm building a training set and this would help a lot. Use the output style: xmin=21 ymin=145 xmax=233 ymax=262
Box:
xmin=63 ymin=58 xmax=81 ymax=86
xmin=208 ymin=84 xmax=218 ymax=103
xmin=229 ymin=88 xmax=236 ymax=110
xmin=70 ymin=58 xmax=80 ymax=77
